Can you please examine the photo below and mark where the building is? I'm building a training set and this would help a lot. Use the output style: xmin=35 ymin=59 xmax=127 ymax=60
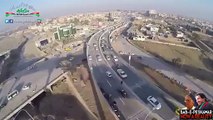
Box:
xmin=133 ymin=35 xmax=146 ymax=41
xmin=35 ymin=39 xmax=51 ymax=48
xmin=176 ymin=31 xmax=184 ymax=38
xmin=53 ymin=24 xmax=76 ymax=40
xmin=145 ymin=10 xmax=157 ymax=16
xmin=145 ymin=24 xmax=159 ymax=32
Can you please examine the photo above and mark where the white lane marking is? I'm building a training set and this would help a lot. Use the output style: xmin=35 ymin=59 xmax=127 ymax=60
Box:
xmin=119 ymin=98 xmax=125 ymax=105
xmin=106 ymin=80 xmax=112 ymax=87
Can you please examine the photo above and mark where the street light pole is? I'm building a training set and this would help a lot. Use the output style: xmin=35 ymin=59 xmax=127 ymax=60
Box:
xmin=128 ymin=53 xmax=131 ymax=66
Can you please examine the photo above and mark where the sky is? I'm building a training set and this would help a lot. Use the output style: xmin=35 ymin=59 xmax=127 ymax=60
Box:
xmin=0 ymin=0 xmax=213 ymax=31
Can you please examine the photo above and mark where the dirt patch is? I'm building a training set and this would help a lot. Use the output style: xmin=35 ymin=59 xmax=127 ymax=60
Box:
xmin=70 ymin=62 xmax=116 ymax=120
xmin=14 ymin=62 xmax=116 ymax=120
xmin=132 ymin=41 xmax=213 ymax=86
xmin=35 ymin=80 xmax=92 ymax=120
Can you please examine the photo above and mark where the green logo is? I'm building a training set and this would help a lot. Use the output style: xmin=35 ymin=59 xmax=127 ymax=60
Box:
xmin=16 ymin=8 xmax=29 ymax=14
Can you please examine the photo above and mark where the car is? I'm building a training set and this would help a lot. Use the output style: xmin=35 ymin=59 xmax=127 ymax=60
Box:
xmin=101 ymin=43 xmax=104 ymax=48
xmin=147 ymin=96 xmax=161 ymax=110
xmin=22 ymin=84 xmax=31 ymax=90
xmin=104 ymin=93 xmax=112 ymax=101
xmin=113 ymin=56 xmax=118 ymax=62
xmin=88 ymin=55 xmax=92 ymax=60
xmin=137 ymin=56 xmax=142 ymax=60
xmin=118 ymin=89 xmax=127 ymax=97
xmin=114 ymin=110 xmax=121 ymax=118
xmin=0 ymin=101 xmax=7 ymax=109
xmin=96 ymin=55 xmax=102 ymax=61
xmin=7 ymin=90 xmax=19 ymax=101
xmin=93 ymin=43 xmax=97 ymax=47
xmin=44 ymin=57 xmax=48 ymax=61
xmin=110 ymin=101 xmax=118 ymax=112
xmin=116 ymin=68 xmax=127 ymax=78
xmin=106 ymin=71 xmax=112 ymax=78
xmin=106 ymin=55 xmax=111 ymax=60
xmin=69 ymin=57 xmax=74 ymax=61
xmin=95 ymin=47 xmax=98 ymax=51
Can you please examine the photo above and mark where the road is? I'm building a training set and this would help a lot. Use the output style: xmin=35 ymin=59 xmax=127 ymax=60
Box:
xmin=105 ymin=29 xmax=180 ymax=119
xmin=112 ymin=35 xmax=213 ymax=100
xmin=87 ymin=26 xmax=167 ymax=120
xmin=0 ymin=45 xmax=85 ymax=120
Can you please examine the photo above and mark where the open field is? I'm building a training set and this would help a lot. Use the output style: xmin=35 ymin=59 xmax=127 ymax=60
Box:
xmin=132 ymin=41 xmax=213 ymax=86
xmin=15 ymin=79 xmax=92 ymax=120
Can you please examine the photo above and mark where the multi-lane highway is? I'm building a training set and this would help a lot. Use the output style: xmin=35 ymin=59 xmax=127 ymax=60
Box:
xmin=105 ymin=28 xmax=180 ymax=119
xmin=87 ymin=24 xmax=183 ymax=120
xmin=111 ymin=34 xmax=213 ymax=100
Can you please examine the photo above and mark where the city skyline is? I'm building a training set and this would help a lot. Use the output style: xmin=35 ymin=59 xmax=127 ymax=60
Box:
xmin=0 ymin=0 xmax=213 ymax=32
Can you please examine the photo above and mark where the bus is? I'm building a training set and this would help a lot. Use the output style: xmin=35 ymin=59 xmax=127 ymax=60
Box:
xmin=7 ymin=90 xmax=19 ymax=101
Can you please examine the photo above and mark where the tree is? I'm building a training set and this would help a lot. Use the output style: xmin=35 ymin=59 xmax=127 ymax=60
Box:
xmin=191 ymin=33 xmax=201 ymax=40
xmin=172 ymin=58 xmax=182 ymax=66
xmin=72 ymin=18 xmax=79 ymax=25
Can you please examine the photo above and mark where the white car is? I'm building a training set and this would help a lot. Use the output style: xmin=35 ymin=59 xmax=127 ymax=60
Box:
xmin=106 ymin=55 xmax=111 ymax=61
xmin=116 ymin=69 xmax=127 ymax=78
xmin=93 ymin=43 xmax=97 ymax=47
xmin=147 ymin=96 xmax=161 ymax=110
xmin=22 ymin=85 xmax=31 ymax=91
xmin=106 ymin=71 xmax=112 ymax=78
xmin=96 ymin=55 xmax=102 ymax=62
xmin=113 ymin=56 xmax=118 ymax=62
xmin=101 ymin=43 xmax=104 ymax=48
xmin=95 ymin=47 xmax=98 ymax=51
xmin=88 ymin=55 xmax=92 ymax=60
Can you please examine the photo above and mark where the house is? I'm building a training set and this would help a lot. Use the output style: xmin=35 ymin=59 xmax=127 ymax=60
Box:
xmin=176 ymin=31 xmax=184 ymax=38
xmin=145 ymin=24 xmax=159 ymax=32
xmin=133 ymin=35 xmax=146 ymax=41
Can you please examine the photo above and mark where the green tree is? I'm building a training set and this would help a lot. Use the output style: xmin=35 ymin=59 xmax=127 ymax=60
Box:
xmin=172 ymin=58 xmax=182 ymax=66
xmin=191 ymin=33 xmax=201 ymax=40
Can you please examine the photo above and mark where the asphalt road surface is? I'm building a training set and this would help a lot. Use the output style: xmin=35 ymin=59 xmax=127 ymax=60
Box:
xmin=88 ymin=27 xmax=164 ymax=120
xmin=0 ymin=47 xmax=85 ymax=120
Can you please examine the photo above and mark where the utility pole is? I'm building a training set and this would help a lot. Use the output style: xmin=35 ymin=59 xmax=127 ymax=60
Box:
xmin=128 ymin=53 xmax=131 ymax=66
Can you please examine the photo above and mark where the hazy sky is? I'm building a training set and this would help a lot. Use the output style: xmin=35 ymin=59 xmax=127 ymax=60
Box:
xmin=0 ymin=0 xmax=213 ymax=31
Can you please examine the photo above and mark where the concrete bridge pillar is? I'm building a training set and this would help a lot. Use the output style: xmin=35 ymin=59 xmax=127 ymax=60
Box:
xmin=28 ymin=101 xmax=34 ymax=108
xmin=46 ymin=86 xmax=53 ymax=93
